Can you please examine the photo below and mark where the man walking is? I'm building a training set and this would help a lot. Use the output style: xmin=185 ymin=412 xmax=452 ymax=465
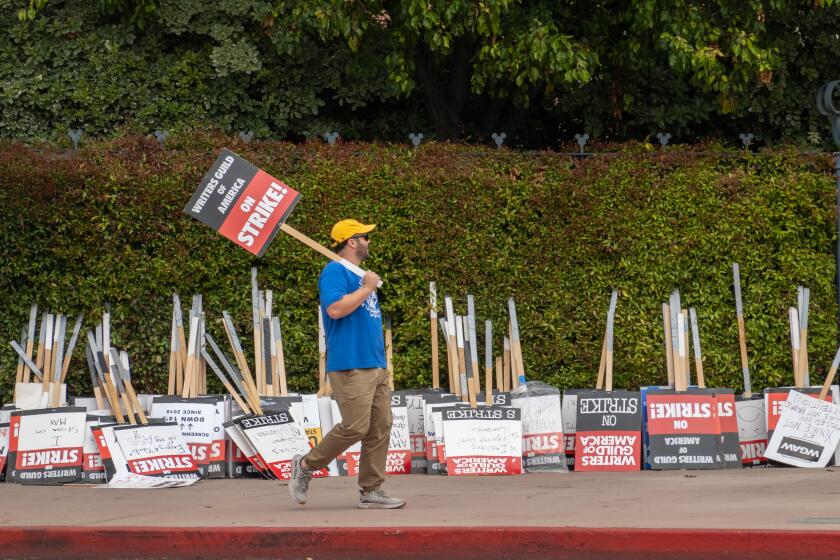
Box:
xmin=288 ymin=219 xmax=405 ymax=509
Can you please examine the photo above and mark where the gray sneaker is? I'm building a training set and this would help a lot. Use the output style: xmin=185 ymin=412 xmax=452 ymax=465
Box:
xmin=358 ymin=489 xmax=406 ymax=509
xmin=288 ymin=454 xmax=313 ymax=505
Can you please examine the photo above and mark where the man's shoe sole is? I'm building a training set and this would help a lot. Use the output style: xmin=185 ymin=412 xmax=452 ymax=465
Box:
xmin=358 ymin=501 xmax=406 ymax=509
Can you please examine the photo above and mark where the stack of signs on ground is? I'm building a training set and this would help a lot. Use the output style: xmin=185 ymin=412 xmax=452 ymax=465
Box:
xmin=150 ymin=396 xmax=218 ymax=478
xmin=6 ymin=407 xmax=86 ymax=484
xmin=715 ymin=389 xmax=742 ymax=468
xmin=81 ymin=413 xmax=113 ymax=483
xmin=422 ymin=393 xmax=460 ymax=475
xmin=574 ymin=390 xmax=642 ymax=471
xmin=234 ymin=408 xmax=326 ymax=480
xmin=512 ymin=387 xmax=566 ymax=471
xmin=764 ymin=390 xmax=840 ymax=468
xmin=112 ymin=422 xmax=201 ymax=480
xmin=441 ymin=406 xmax=523 ymax=475
xmin=735 ymin=396 xmax=768 ymax=467
xmin=561 ymin=390 xmax=581 ymax=470
xmin=393 ymin=389 xmax=446 ymax=474
xmin=645 ymin=389 xmax=723 ymax=469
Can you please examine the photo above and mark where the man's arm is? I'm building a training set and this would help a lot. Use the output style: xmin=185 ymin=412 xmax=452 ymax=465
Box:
xmin=326 ymin=271 xmax=381 ymax=319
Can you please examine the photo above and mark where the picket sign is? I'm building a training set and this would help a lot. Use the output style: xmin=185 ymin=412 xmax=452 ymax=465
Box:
xmin=234 ymin=409 xmax=324 ymax=480
xmin=90 ymin=423 xmax=129 ymax=481
xmin=387 ymin=394 xmax=411 ymax=474
xmin=184 ymin=149 xmax=380 ymax=287
xmin=645 ymin=388 xmax=723 ymax=469
xmin=0 ymin=405 xmax=13 ymax=480
xmin=441 ymin=406 xmax=523 ymax=476
xmin=574 ymin=390 xmax=642 ymax=471
xmin=764 ymin=387 xmax=829 ymax=442
xmin=81 ymin=413 xmax=114 ymax=484
xmin=764 ymin=390 xmax=840 ymax=468
xmin=7 ymin=407 xmax=87 ymax=484
xmin=561 ymin=390 xmax=581 ymax=470
xmin=113 ymin=422 xmax=201 ymax=480
xmin=715 ymin=389 xmax=742 ymax=468
xmin=149 ymin=396 xmax=217 ymax=478
xmin=511 ymin=389 xmax=566 ymax=472
xmin=223 ymin=419 xmax=270 ymax=479
xmin=735 ymin=396 xmax=768 ymax=467
xmin=422 ymin=393 xmax=460 ymax=475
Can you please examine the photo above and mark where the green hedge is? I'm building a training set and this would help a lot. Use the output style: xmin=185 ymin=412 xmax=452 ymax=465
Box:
xmin=0 ymin=134 xmax=837 ymax=402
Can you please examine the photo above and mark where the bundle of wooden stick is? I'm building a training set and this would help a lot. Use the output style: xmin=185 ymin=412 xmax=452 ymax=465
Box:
xmin=660 ymin=289 xmax=706 ymax=391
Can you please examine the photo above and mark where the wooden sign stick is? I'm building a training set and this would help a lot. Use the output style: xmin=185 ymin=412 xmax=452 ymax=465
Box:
xmin=732 ymin=263 xmax=752 ymax=396
xmin=167 ymin=309 xmax=178 ymax=395
xmin=467 ymin=295 xmax=481 ymax=395
xmin=595 ymin=335 xmax=607 ymax=390
xmin=181 ymin=316 xmax=200 ymax=399
xmin=438 ymin=318 xmax=455 ymax=394
xmin=455 ymin=316 xmax=468 ymax=403
xmin=206 ymin=332 xmax=256 ymax=410
xmin=272 ymin=317 xmax=289 ymax=396
xmin=444 ymin=297 xmax=459 ymax=396
xmin=110 ymin=349 xmax=147 ymax=424
xmin=495 ymin=356 xmax=503 ymax=392
xmin=49 ymin=315 xmax=66 ymax=407
xmin=430 ymin=282 xmax=440 ymax=389
xmin=262 ymin=317 xmax=274 ymax=397
xmin=669 ymin=292 xmax=683 ymax=390
xmin=34 ymin=312 xmax=47 ymax=374
xmin=10 ymin=340 xmax=44 ymax=382
xmin=14 ymin=326 xmax=26 ymax=384
xmin=222 ymin=311 xmax=261 ymax=413
xmin=503 ymin=336 xmax=511 ymax=392
xmin=41 ymin=314 xmax=55 ymax=394
xmin=84 ymin=344 xmax=105 ymax=410
xmin=202 ymin=348 xmax=252 ymax=415
xmin=251 ymin=268 xmax=265 ymax=396
xmin=464 ymin=335 xmax=478 ymax=409
xmin=22 ymin=303 xmax=37 ymax=383
xmin=60 ymin=314 xmax=83 ymax=383
xmin=173 ymin=294 xmax=187 ymax=394
xmin=605 ymin=290 xmax=618 ymax=392
xmin=86 ymin=332 xmax=122 ymax=421
xmin=797 ymin=289 xmax=810 ymax=389
xmin=675 ymin=306 xmax=687 ymax=392
xmin=317 ymin=306 xmax=327 ymax=396
xmin=485 ymin=320 xmax=493 ymax=406
xmin=681 ymin=309 xmax=690 ymax=389
xmin=385 ymin=315 xmax=394 ymax=391
xmin=819 ymin=346 xmax=840 ymax=400
xmin=110 ymin=358 xmax=137 ymax=425
xmin=508 ymin=298 xmax=526 ymax=388
xmin=662 ymin=303 xmax=674 ymax=387
xmin=689 ymin=308 xmax=705 ymax=388
xmin=789 ymin=308 xmax=801 ymax=387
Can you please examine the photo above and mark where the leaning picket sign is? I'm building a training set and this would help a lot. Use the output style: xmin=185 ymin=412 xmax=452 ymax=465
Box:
xmin=442 ymin=406 xmax=523 ymax=476
xmin=764 ymin=390 xmax=840 ymax=468
xmin=6 ymin=407 xmax=87 ymax=484
xmin=574 ymin=390 xmax=642 ymax=471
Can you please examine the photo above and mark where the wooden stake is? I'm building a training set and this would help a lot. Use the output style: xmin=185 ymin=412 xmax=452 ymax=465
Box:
xmin=22 ymin=303 xmax=37 ymax=383
xmin=439 ymin=318 xmax=455 ymax=394
xmin=272 ymin=317 xmax=288 ymax=396
xmin=222 ymin=311 xmax=262 ymax=414
xmin=34 ymin=312 xmax=47 ymax=375
xmin=181 ymin=316 xmax=200 ymax=399
xmin=317 ymin=306 xmax=327 ymax=396
xmin=681 ymin=309 xmax=690 ymax=389
xmin=173 ymin=294 xmax=187 ymax=394
xmin=467 ymin=295 xmax=481 ymax=396
xmin=605 ymin=290 xmax=617 ymax=392
xmin=60 ymin=314 xmax=83 ymax=383
xmin=495 ymin=356 xmax=503 ymax=393
xmin=15 ymin=326 xmax=25 ymax=385
xmin=385 ymin=315 xmax=394 ymax=391
xmin=111 ymin=350 xmax=147 ymax=425
xmin=444 ymin=297 xmax=459 ymax=396
xmin=456 ymin=316 xmax=468 ymax=403
xmin=203 ymin=348 xmax=252 ymax=414
xmin=41 ymin=314 xmax=54 ymax=394
xmin=819 ymin=346 xmax=840 ymax=400
xmin=430 ymin=282 xmax=439 ymax=389
xmin=503 ymin=336 xmax=511 ymax=392
xmin=689 ymin=308 xmax=705 ymax=388
xmin=797 ymin=288 xmax=810 ymax=389
xmin=84 ymin=344 xmax=105 ymax=410
xmin=507 ymin=298 xmax=526 ymax=388
xmin=663 ymin=303 xmax=674 ymax=387
xmin=484 ymin=320 xmax=493 ymax=406
xmin=732 ymin=264 xmax=752 ymax=396
xmin=167 ymin=309 xmax=177 ymax=395
xmin=87 ymin=331 xmax=124 ymax=423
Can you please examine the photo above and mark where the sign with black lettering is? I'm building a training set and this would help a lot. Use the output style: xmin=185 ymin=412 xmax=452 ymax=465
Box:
xmin=561 ymin=390 xmax=581 ymax=470
xmin=224 ymin=419 xmax=269 ymax=479
xmin=422 ymin=394 xmax=460 ymax=475
xmin=715 ymin=389 xmax=742 ymax=468
xmin=574 ymin=390 xmax=642 ymax=471
xmin=236 ymin=410 xmax=327 ymax=480
xmin=185 ymin=149 xmax=301 ymax=257
xmin=764 ymin=387 xmax=828 ymax=442
xmin=441 ymin=407 xmax=522 ymax=475
xmin=150 ymin=396 xmax=217 ymax=478
xmin=512 ymin=392 xmax=566 ymax=471
xmin=81 ymin=414 xmax=111 ymax=483
xmin=386 ymin=394 xmax=411 ymax=475
xmin=735 ymin=396 xmax=767 ymax=467
xmin=7 ymin=407 xmax=86 ymax=484
xmin=113 ymin=422 xmax=201 ymax=480
xmin=646 ymin=389 xmax=722 ymax=469
xmin=90 ymin=423 xmax=127 ymax=481
xmin=764 ymin=390 xmax=840 ymax=468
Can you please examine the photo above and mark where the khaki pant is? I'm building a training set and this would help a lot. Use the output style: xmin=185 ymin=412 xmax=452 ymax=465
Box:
xmin=304 ymin=367 xmax=392 ymax=492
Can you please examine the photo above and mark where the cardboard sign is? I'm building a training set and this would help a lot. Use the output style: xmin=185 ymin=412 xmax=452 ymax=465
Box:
xmin=236 ymin=410 xmax=326 ymax=480
xmin=185 ymin=149 xmax=301 ymax=257
xmin=574 ymin=390 xmax=642 ymax=471
xmin=512 ymin=392 xmax=566 ymax=472
xmin=646 ymin=389 xmax=722 ymax=469
xmin=385 ymin=394 xmax=411 ymax=475
xmin=113 ymin=422 xmax=200 ymax=480
xmin=7 ymin=407 xmax=86 ymax=484
xmin=0 ymin=421 xmax=9 ymax=480
xmin=90 ymin=423 xmax=128 ymax=481
xmin=81 ymin=414 xmax=111 ymax=483
xmin=441 ymin=406 xmax=522 ymax=476
xmin=736 ymin=396 xmax=768 ymax=467
xmin=150 ymin=397 xmax=217 ymax=478
xmin=224 ymin=419 xmax=269 ymax=479
xmin=207 ymin=397 xmax=229 ymax=479
xmin=393 ymin=389 xmax=446 ymax=474
xmin=422 ymin=394 xmax=460 ymax=475
xmin=561 ymin=390 xmax=581 ymax=470
xmin=765 ymin=390 xmax=840 ymax=468
xmin=715 ymin=389 xmax=742 ymax=468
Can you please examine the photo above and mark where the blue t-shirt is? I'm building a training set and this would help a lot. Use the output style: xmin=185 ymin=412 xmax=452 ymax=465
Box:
xmin=319 ymin=261 xmax=386 ymax=372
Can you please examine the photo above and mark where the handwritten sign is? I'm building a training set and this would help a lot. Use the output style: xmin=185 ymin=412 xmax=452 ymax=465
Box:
xmin=736 ymin=396 xmax=768 ymax=467
xmin=764 ymin=390 xmax=840 ymax=468
xmin=91 ymin=423 xmax=129 ymax=481
xmin=646 ymin=389 xmax=722 ymax=469
xmin=441 ymin=407 xmax=522 ymax=476
xmin=384 ymin=394 xmax=411 ymax=475
xmin=512 ymin=392 xmax=566 ymax=472
xmin=184 ymin=149 xmax=301 ymax=257
xmin=574 ymin=390 xmax=642 ymax=471
xmin=236 ymin=410 xmax=326 ymax=480
xmin=764 ymin=387 xmax=828 ymax=442
xmin=150 ymin=397 xmax=217 ymax=478
xmin=7 ymin=407 xmax=87 ymax=484
xmin=224 ymin=419 xmax=269 ymax=479
xmin=113 ymin=423 xmax=200 ymax=480
xmin=422 ymin=394 xmax=460 ymax=475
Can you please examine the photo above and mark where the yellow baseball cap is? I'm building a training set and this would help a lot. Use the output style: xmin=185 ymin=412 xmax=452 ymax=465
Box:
xmin=330 ymin=219 xmax=376 ymax=247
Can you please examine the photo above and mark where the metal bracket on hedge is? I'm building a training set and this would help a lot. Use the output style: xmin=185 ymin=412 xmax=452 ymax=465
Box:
xmin=154 ymin=130 xmax=169 ymax=147
xmin=656 ymin=132 xmax=671 ymax=148
xmin=323 ymin=131 xmax=339 ymax=145
xmin=68 ymin=128 xmax=82 ymax=151
xmin=574 ymin=133 xmax=589 ymax=156
xmin=409 ymin=132 xmax=424 ymax=148
xmin=239 ymin=130 xmax=254 ymax=144
xmin=739 ymin=133 xmax=754 ymax=150
xmin=491 ymin=132 xmax=506 ymax=149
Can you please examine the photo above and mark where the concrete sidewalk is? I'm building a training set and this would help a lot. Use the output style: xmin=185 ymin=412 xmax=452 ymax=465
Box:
xmin=2 ymin=469 xmax=840 ymax=558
